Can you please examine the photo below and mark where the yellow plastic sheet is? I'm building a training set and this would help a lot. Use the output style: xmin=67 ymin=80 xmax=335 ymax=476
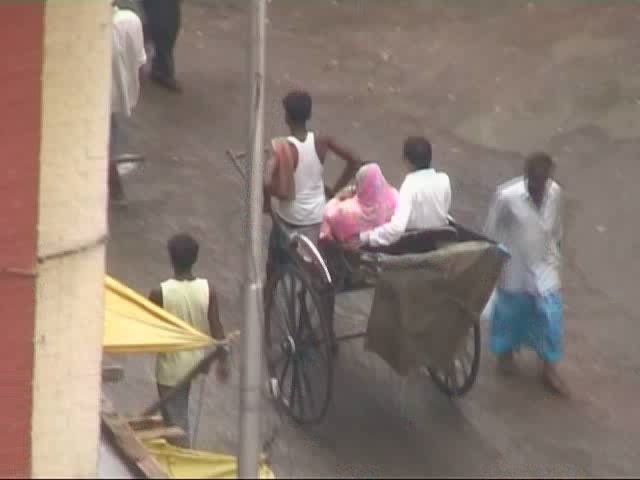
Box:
xmin=104 ymin=276 xmax=213 ymax=354
xmin=144 ymin=440 xmax=276 ymax=479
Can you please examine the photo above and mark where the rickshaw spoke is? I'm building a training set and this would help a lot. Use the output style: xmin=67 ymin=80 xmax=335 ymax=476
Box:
xmin=295 ymin=288 xmax=310 ymax=342
xmin=286 ymin=275 xmax=298 ymax=336
xmin=296 ymin=363 xmax=306 ymax=418
xmin=269 ymin=348 xmax=287 ymax=369
xmin=461 ymin=327 xmax=476 ymax=379
xmin=457 ymin=354 xmax=470 ymax=381
xmin=295 ymin=289 xmax=316 ymax=417
xmin=462 ymin=346 xmax=473 ymax=367
xmin=446 ymin=365 xmax=457 ymax=391
xmin=290 ymin=358 xmax=300 ymax=415
xmin=299 ymin=357 xmax=316 ymax=414
xmin=267 ymin=289 xmax=289 ymax=368
xmin=443 ymin=372 xmax=450 ymax=387
xmin=452 ymin=360 xmax=461 ymax=389
xmin=308 ymin=292 xmax=324 ymax=346
xmin=298 ymin=290 xmax=320 ymax=347
xmin=465 ymin=332 xmax=475 ymax=359
xmin=274 ymin=292 xmax=292 ymax=337
xmin=296 ymin=291 xmax=316 ymax=348
xmin=462 ymin=341 xmax=474 ymax=375
xmin=447 ymin=373 xmax=455 ymax=391
xmin=282 ymin=275 xmax=295 ymax=336
xmin=278 ymin=354 xmax=291 ymax=395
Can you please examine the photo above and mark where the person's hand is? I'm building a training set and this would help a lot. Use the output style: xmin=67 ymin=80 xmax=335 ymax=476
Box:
xmin=336 ymin=185 xmax=356 ymax=201
xmin=342 ymin=235 xmax=362 ymax=252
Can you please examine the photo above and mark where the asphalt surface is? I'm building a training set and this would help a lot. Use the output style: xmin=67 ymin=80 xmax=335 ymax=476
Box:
xmin=104 ymin=1 xmax=640 ymax=477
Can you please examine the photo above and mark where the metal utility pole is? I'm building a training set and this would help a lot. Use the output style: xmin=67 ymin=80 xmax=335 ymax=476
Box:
xmin=238 ymin=0 xmax=266 ymax=477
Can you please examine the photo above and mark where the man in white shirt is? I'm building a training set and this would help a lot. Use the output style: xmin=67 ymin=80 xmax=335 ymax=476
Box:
xmin=359 ymin=136 xmax=451 ymax=247
xmin=110 ymin=4 xmax=146 ymax=203
xmin=484 ymin=152 xmax=567 ymax=396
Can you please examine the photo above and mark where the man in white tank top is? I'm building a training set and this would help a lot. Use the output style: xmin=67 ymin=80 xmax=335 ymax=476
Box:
xmin=149 ymin=234 xmax=229 ymax=447
xmin=264 ymin=90 xmax=361 ymax=279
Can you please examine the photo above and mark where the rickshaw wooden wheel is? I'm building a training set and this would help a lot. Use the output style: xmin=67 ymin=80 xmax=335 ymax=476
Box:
xmin=264 ymin=263 xmax=334 ymax=424
xmin=427 ymin=323 xmax=481 ymax=397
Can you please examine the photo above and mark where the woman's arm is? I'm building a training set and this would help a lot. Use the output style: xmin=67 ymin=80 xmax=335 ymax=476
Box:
xmin=360 ymin=178 xmax=412 ymax=247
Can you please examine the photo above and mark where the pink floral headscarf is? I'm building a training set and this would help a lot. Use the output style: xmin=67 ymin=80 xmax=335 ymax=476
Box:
xmin=321 ymin=163 xmax=398 ymax=243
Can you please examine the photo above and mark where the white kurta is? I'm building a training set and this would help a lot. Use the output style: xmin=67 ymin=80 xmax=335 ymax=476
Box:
xmin=111 ymin=6 xmax=147 ymax=117
xmin=484 ymin=176 xmax=563 ymax=296
xmin=361 ymin=168 xmax=452 ymax=247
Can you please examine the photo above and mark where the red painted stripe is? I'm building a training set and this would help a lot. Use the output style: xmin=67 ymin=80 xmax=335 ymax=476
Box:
xmin=0 ymin=2 xmax=44 ymax=477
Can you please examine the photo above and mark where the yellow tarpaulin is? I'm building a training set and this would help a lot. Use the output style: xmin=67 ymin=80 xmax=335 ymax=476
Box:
xmin=144 ymin=440 xmax=276 ymax=479
xmin=104 ymin=276 xmax=213 ymax=354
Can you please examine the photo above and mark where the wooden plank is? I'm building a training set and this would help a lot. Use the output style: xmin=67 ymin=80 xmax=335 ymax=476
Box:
xmin=101 ymin=396 xmax=169 ymax=479
xmin=136 ymin=426 xmax=186 ymax=442
xmin=138 ymin=457 xmax=168 ymax=479
xmin=126 ymin=415 xmax=165 ymax=432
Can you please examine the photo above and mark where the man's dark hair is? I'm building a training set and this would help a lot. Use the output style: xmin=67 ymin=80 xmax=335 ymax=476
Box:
xmin=403 ymin=136 xmax=432 ymax=170
xmin=168 ymin=233 xmax=199 ymax=271
xmin=525 ymin=151 xmax=553 ymax=173
xmin=283 ymin=90 xmax=312 ymax=124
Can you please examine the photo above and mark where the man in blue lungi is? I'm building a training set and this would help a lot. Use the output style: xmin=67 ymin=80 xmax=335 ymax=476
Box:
xmin=484 ymin=152 xmax=568 ymax=395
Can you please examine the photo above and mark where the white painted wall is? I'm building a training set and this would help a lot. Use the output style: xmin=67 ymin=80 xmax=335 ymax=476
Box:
xmin=31 ymin=1 xmax=111 ymax=477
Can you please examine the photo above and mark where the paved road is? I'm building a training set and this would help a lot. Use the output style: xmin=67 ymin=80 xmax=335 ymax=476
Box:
xmin=105 ymin=1 xmax=640 ymax=476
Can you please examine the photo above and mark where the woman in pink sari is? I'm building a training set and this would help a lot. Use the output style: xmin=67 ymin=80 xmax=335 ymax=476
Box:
xmin=320 ymin=163 xmax=399 ymax=245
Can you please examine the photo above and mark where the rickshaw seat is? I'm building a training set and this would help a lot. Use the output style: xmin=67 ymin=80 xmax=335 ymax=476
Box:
xmin=362 ymin=226 xmax=459 ymax=255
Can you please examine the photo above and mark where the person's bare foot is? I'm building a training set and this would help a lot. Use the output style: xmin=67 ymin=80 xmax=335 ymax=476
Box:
xmin=542 ymin=364 xmax=570 ymax=397
xmin=496 ymin=352 xmax=517 ymax=376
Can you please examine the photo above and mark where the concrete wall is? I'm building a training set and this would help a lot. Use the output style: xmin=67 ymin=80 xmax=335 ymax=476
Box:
xmin=30 ymin=1 xmax=111 ymax=478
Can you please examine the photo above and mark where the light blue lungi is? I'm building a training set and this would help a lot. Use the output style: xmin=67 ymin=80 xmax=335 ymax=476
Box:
xmin=490 ymin=288 xmax=564 ymax=363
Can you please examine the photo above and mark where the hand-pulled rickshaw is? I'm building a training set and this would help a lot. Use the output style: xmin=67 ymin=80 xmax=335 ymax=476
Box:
xmin=226 ymin=148 xmax=508 ymax=425
xmin=263 ymin=214 xmax=508 ymax=424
